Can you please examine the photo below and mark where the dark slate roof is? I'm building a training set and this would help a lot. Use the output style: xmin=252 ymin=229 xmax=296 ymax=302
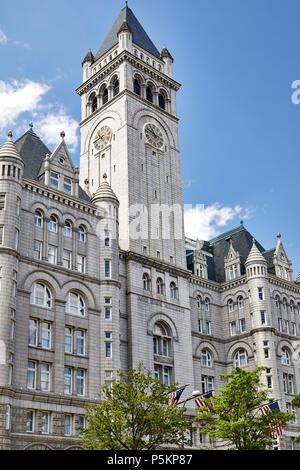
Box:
xmin=262 ymin=249 xmax=276 ymax=275
xmin=94 ymin=5 xmax=161 ymax=61
xmin=14 ymin=129 xmax=51 ymax=180
xmin=186 ymin=225 xmax=268 ymax=284
xmin=14 ymin=129 xmax=91 ymax=203
xmin=208 ymin=225 xmax=265 ymax=283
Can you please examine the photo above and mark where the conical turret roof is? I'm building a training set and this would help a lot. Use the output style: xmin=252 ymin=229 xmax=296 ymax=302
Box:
xmin=91 ymin=174 xmax=119 ymax=204
xmin=245 ymin=238 xmax=267 ymax=265
xmin=0 ymin=130 xmax=24 ymax=164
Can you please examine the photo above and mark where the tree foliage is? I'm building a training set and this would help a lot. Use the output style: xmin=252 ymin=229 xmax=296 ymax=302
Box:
xmin=194 ymin=367 xmax=294 ymax=450
xmin=80 ymin=364 xmax=192 ymax=450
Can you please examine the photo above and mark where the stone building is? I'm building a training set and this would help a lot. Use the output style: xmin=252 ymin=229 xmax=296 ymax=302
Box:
xmin=0 ymin=4 xmax=299 ymax=450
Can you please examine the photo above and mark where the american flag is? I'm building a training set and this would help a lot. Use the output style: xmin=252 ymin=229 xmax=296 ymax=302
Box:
xmin=195 ymin=391 xmax=214 ymax=412
xmin=260 ymin=401 xmax=282 ymax=438
xmin=167 ymin=386 xmax=186 ymax=407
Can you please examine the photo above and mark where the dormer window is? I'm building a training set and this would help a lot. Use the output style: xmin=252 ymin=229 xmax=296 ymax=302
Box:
xmin=63 ymin=177 xmax=72 ymax=195
xmin=229 ymin=264 xmax=238 ymax=280
xmin=50 ymin=172 xmax=59 ymax=189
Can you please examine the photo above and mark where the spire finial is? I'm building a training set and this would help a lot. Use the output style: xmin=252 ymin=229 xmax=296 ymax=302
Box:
xmin=29 ymin=122 xmax=33 ymax=130
xmin=252 ymin=237 xmax=256 ymax=245
xmin=103 ymin=173 xmax=107 ymax=181
xmin=7 ymin=130 xmax=13 ymax=139
xmin=125 ymin=1 xmax=128 ymax=7
xmin=277 ymin=233 xmax=281 ymax=239
xmin=60 ymin=130 xmax=65 ymax=139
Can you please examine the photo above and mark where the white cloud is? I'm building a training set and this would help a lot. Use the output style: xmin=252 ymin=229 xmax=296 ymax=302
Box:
xmin=13 ymin=40 xmax=31 ymax=49
xmin=184 ymin=203 xmax=251 ymax=241
xmin=0 ymin=26 xmax=8 ymax=45
xmin=0 ymin=79 xmax=50 ymax=130
xmin=0 ymin=79 xmax=79 ymax=152
xmin=35 ymin=107 xmax=79 ymax=153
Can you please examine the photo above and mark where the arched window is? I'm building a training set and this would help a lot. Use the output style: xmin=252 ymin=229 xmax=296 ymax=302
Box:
xmin=281 ymin=348 xmax=291 ymax=365
xmin=146 ymin=85 xmax=153 ymax=103
xmin=134 ymin=77 xmax=141 ymax=96
xmin=34 ymin=210 xmax=43 ymax=228
xmin=158 ymin=92 xmax=165 ymax=110
xmin=78 ymin=225 xmax=86 ymax=243
xmin=201 ymin=349 xmax=212 ymax=367
xmin=228 ymin=299 xmax=234 ymax=313
xmin=290 ymin=301 xmax=294 ymax=314
xmin=102 ymin=86 xmax=108 ymax=105
xmin=196 ymin=295 xmax=201 ymax=309
xmin=91 ymin=95 xmax=97 ymax=113
xmin=112 ymin=78 xmax=119 ymax=96
xmin=30 ymin=283 xmax=52 ymax=308
xmin=64 ymin=220 xmax=72 ymax=238
xmin=153 ymin=323 xmax=170 ymax=357
xmin=275 ymin=296 xmax=280 ymax=310
xmin=237 ymin=296 xmax=244 ymax=309
xmin=49 ymin=215 xmax=58 ymax=233
xmin=204 ymin=298 xmax=210 ymax=312
xmin=66 ymin=292 xmax=85 ymax=316
xmin=170 ymin=282 xmax=177 ymax=299
xmin=143 ymin=273 xmax=151 ymax=291
xmin=234 ymin=349 xmax=248 ymax=367
xmin=156 ymin=278 xmax=164 ymax=295
xmin=283 ymin=298 xmax=287 ymax=312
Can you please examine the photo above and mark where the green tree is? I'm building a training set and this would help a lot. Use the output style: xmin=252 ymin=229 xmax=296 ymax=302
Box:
xmin=80 ymin=364 xmax=192 ymax=450
xmin=194 ymin=367 xmax=294 ymax=450
xmin=291 ymin=394 xmax=300 ymax=444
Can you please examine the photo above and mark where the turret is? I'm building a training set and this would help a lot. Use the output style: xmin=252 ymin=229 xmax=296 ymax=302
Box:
xmin=91 ymin=173 xmax=121 ymax=379
xmin=0 ymin=131 xmax=24 ymax=388
xmin=117 ymin=19 xmax=133 ymax=53
xmin=82 ymin=49 xmax=94 ymax=82
xmin=161 ymin=46 xmax=174 ymax=78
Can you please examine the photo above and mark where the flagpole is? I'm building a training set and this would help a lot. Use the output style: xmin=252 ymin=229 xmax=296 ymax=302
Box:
xmin=177 ymin=390 xmax=215 ymax=406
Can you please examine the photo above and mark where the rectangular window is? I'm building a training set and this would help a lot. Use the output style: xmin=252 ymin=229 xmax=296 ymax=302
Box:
xmin=104 ymin=230 xmax=110 ymax=247
xmin=104 ymin=306 xmax=111 ymax=320
xmin=14 ymin=229 xmax=19 ymax=250
xmin=48 ymin=245 xmax=57 ymax=265
xmin=198 ymin=319 xmax=203 ymax=333
xmin=0 ymin=194 xmax=5 ymax=211
xmin=286 ymin=321 xmax=290 ymax=334
xmin=292 ymin=323 xmax=297 ymax=336
xmin=41 ymin=363 xmax=50 ymax=392
xmin=230 ymin=321 xmax=236 ymax=336
xmin=278 ymin=318 xmax=283 ymax=332
xmin=104 ymin=260 xmax=111 ymax=278
xmin=76 ymin=330 xmax=85 ymax=356
xmin=64 ymin=367 xmax=72 ymax=395
xmin=64 ymin=415 xmax=72 ymax=436
xmin=258 ymin=287 xmax=264 ymax=300
xmin=16 ymin=197 xmax=21 ymax=215
xmin=153 ymin=337 xmax=158 ymax=355
xmin=201 ymin=375 xmax=214 ymax=394
xmin=163 ymin=367 xmax=171 ymax=385
xmin=105 ymin=341 xmax=112 ymax=358
xmin=34 ymin=240 xmax=42 ymax=260
xmin=240 ymin=318 xmax=246 ymax=333
xmin=77 ymin=255 xmax=86 ymax=273
xmin=76 ymin=369 xmax=85 ymax=396
xmin=64 ymin=327 xmax=73 ymax=353
xmin=77 ymin=416 xmax=85 ymax=436
xmin=63 ymin=177 xmax=72 ymax=195
xmin=5 ymin=405 xmax=11 ymax=430
xmin=205 ymin=321 xmax=211 ymax=335
xmin=50 ymin=172 xmax=59 ymax=189
xmin=29 ymin=319 xmax=38 ymax=347
xmin=260 ymin=311 xmax=266 ymax=325
xmin=41 ymin=322 xmax=51 ymax=349
xmin=266 ymin=374 xmax=272 ymax=389
xmin=11 ymin=270 xmax=17 ymax=297
xmin=41 ymin=412 xmax=50 ymax=435
xmin=63 ymin=250 xmax=72 ymax=269
xmin=27 ymin=361 xmax=36 ymax=390
xmin=26 ymin=410 xmax=35 ymax=433
xmin=0 ymin=226 xmax=3 ymax=245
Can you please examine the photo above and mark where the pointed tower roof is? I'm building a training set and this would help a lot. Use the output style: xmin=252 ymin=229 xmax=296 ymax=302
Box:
xmin=296 ymin=272 xmax=300 ymax=284
xmin=94 ymin=4 xmax=161 ymax=61
xmin=0 ymin=130 xmax=24 ymax=164
xmin=14 ymin=125 xmax=51 ymax=180
xmin=82 ymin=49 xmax=94 ymax=66
xmin=245 ymin=238 xmax=267 ymax=265
xmin=91 ymin=174 xmax=119 ymax=204
xmin=161 ymin=46 xmax=174 ymax=62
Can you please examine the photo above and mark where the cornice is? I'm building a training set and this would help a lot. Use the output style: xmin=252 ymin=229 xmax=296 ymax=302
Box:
xmin=76 ymin=50 xmax=181 ymax=97
xmin=23 ymin=178 xmax=101 ymax=217
xmin=122 ymin=250 xmax=191 ymax=279
xmin=268 ymin=274 xmax=300 ymax=294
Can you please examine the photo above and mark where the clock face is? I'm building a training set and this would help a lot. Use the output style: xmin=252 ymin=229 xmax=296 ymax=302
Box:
xmin=144 ymin=123 xmax=164 ymax=149
xmin=94 ymin=125 xmax=112 ymax=151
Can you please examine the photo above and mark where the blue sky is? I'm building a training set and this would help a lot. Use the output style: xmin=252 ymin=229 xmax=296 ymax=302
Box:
xmin=1 ymin=0 xmax=300 ymax=274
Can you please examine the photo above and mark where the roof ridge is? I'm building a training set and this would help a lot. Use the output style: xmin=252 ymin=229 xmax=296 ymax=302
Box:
xmin=208 ymin=225 xmax=246 ymax=244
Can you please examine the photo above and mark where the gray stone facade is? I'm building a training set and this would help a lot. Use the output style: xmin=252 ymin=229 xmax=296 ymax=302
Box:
xmin=0 ymin=5 xmax=299 ymax=450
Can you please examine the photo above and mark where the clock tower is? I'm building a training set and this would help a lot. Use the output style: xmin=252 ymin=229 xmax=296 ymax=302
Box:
xmin=77 ymin=4 xmax=185 ymax=267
